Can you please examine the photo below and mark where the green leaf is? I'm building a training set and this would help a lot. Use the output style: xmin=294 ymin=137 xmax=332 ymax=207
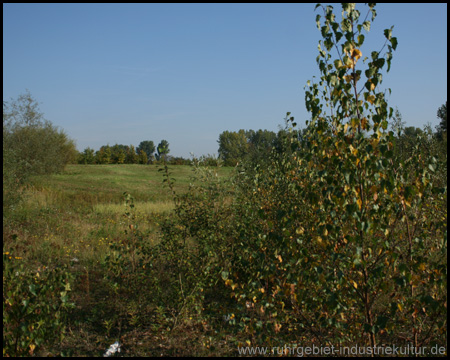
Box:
xmin=357 ymin=34 xmax=365 ymax=46
xmin=384 ymin=27 xmax=392 ymax=40
xmin=390 ymin=37 xmax=398 ymax=50
xmin=29 ymin=284 xmax=37 ymax=296
xmin=362 ymin=21 xmax=371 ymax=32
xmin=341 ymin=19 xmax=351 ymax=32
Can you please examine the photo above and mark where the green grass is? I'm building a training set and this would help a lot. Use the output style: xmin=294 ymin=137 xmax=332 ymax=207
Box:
xmin=31 ymin=164 xmax=211 ymax=204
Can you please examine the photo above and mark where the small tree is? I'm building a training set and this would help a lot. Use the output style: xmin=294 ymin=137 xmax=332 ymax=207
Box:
xmin=217 ymin=130 xmax=249 ymax=166
xmin=155 ymin=140 xmax=170 ymax=161
xmin=78 ymin=147 xmax=95 ymax=164
xmin=138 ymin=149 xmax=148 ymax=164
xmin=223 ymin=2 xmax=446 ymax=350
xmin=125 ymin=145 xmax=139 ymax=164
xmin=95 ymin=145 xmax=112 ymax=164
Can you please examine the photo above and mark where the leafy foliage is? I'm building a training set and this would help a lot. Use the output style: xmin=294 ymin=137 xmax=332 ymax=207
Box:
xmin=3 ymin=251 xmax=74 ymax=356
xmin=154 ymin=2 xmax=447 ymax=350
xmin=137 ymin=140 xmax=156 ymax=162
xmin=155 ymin=140 xmax=170 ymax=161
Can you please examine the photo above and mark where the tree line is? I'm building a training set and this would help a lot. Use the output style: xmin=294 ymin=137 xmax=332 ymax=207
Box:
xmin=77 ymin=140 xmax=170 ymax=165
xmin=216 ymin=102 xmax=447 ymax=167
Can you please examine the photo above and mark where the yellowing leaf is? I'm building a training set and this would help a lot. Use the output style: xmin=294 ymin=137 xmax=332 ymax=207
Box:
xmin=357 ymin=197 xmax=363 ymax=210
xmin=361 ymin=117 xmax=369 ymax=130
xmin=277 ymin=255 xmax=283 ymax=263
xmin=274 ymin=323 xmax=282 ymax=333
xmin=351 ymin=280 xmax=358 ymax=289
xmin=260 ymin=287 xmax=265 ymax=293
xmin=367 ymin=95 xmax=376 ymax=104
xmin=351 ymin=48 xmax=362 ymax=61
xmin=397 ymin=303 xmax=403 ymax=311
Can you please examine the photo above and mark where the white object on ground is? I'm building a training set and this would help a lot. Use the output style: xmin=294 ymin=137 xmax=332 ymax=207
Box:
xmin=104 ymin=341 xmax=121 ymax=357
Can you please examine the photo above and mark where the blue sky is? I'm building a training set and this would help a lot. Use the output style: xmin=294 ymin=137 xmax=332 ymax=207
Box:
xmin=3 ymin=3 xmax=447 ymax=158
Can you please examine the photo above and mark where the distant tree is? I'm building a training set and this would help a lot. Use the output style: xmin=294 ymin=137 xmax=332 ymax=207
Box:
xmin=403 ymin=126 xmax=424 ymax=138
xmin=126 ymin=144 xmax=139 ymax=164
xmin=3 ymin=90 xmax=78 ymax=176
xmin=390 ymin=107 xmax=406 ymax=135
xmin=436 ymin=101 xmax=447 ymax=140
xmin=95 ymin=145 xmax=112 ymax=164
xmin=138 ymin=149 xmax=148 ymax=164
xmin=110 ymin=144 xmax=129 ymax=164
xmin=246 ymin=129 xmax=277 ymax=164
xmin=78 ymin=147 xmax=95 ymax=164
xmin=168 ymin=156 xmax=189 ymax=165
xmin=116 ymin=149 xmax=126 ymax=164
xmin=217 ymin=130 xmax=249 ymax=166
xmin=137 ymin=140 xmax=155 ymax=162
xmin=155 ymin=140 xmax=170 ymax=161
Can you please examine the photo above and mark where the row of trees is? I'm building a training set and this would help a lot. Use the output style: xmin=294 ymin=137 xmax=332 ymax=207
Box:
xmin=217 ymin=105 xmax=447 ymax=167
xmin=218 ymin=129 xmax=279 ymax=166
xmin=77 ymin=139 xmax=170 ymax=164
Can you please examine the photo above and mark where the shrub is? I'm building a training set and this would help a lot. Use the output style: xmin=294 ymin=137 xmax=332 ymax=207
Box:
xmin=3 ymin=91 xmax=77 ymax=214
xmin=3 ymin=251 xmax=75 ymax=356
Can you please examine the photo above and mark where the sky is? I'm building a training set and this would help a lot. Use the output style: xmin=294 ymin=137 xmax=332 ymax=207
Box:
xmin=3 ymin=3 xmax=447 ymax=158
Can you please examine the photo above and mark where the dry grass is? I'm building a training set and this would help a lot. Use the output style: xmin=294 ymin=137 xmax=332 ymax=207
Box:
xmin=93 ymin=201 xmax=175 ymax=215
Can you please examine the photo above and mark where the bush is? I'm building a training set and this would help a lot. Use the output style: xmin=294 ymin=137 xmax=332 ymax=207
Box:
xmin=3 ymin=91 xmax=77 ymax=213
xmin=3 ymin=251 xmax=75 ymax=356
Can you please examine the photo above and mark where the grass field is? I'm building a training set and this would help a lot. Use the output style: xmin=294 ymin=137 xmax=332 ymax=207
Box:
xmin=3 ymin=164 xmax=235 ymax=356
